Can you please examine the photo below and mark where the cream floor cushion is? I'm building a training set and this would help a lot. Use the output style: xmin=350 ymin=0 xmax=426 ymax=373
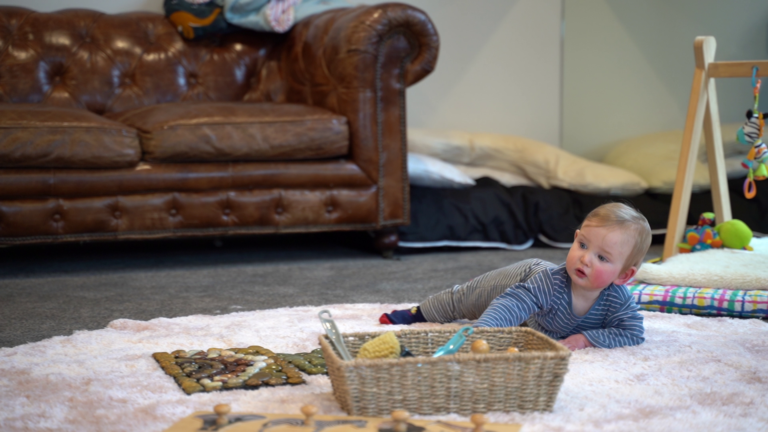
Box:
xmin=407 ymin=152 xmax=476 ymax=188
xmin=453 ymin=164 xmax=537 ymax=188
xmin=602 ymin=123 xmax=747 ymax=193
xmin=407 ymin=128 xmax=648 ymax=196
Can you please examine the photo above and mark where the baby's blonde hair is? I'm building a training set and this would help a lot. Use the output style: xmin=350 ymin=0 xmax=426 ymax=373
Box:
xmin=579 ymin=202 xmax=652 ymax=272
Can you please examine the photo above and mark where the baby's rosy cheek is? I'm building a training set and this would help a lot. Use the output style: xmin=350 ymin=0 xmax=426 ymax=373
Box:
xmin=590 ymin=267 xmax=613 ymax=286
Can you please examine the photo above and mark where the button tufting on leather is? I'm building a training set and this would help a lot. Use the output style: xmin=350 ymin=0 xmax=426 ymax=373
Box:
xmin=53 ymin=76 xmax=61 ymax=84
xmin=188 ymin=75 xmax=198 ymax=85
xmin=0 ymin=3 xmax=438 ymax=243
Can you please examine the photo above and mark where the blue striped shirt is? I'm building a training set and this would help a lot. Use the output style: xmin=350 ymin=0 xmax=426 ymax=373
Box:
xmin=474 ymin=263 xmax=645 ymax=348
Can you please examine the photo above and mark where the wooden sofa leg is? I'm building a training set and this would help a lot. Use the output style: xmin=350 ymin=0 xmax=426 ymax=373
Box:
xmin=373 ymin=228 xmax=399 ymax=258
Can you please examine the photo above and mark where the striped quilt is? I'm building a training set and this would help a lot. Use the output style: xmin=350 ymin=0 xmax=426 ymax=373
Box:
xmin=628 ymin=283 xmax=768 ymax=318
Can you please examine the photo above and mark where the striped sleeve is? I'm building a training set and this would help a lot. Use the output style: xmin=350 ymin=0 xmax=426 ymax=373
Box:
xmin=474 ymin=271 xmax=554 ymax=328
xmin=581 ymin=291 xmax=645 ymax=348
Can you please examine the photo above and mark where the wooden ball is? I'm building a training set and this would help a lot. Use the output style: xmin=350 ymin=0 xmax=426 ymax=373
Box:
xmin=213 ymin=404 xmax=231 ymax=415
xmin=391 ymin=410 xmax=410 ymax=422
xmin=470 ymin=413 xmax=487 ymax=426
xmin=470 ymin=340 xmax=490 ymax=354
xmin=301 ymin=404 xmax=319 ymax=417
xmin=507 ymin=347 xmax=519 ymax=353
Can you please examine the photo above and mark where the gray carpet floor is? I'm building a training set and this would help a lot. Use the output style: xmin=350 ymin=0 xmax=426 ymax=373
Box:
xmin=0 ymin=232 xmax=664 ymax=348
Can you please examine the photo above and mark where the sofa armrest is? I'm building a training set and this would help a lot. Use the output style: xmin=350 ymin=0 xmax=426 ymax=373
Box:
xmin=279 ymin=3 xmax=439 ymax=226
xmin=283 ymin=3 xmax=438 ymax=91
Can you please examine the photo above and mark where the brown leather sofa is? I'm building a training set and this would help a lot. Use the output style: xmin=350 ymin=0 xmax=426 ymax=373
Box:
xmin=0 ymin=4 xmax=439 ymax=253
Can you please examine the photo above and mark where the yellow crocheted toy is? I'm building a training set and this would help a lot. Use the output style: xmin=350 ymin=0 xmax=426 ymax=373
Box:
xmin=356 ymin=331 xmax=401 ymax=359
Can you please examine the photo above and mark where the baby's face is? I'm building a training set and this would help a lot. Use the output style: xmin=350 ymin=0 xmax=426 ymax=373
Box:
xmin=566 ymin=224 xmax=634 ymax=292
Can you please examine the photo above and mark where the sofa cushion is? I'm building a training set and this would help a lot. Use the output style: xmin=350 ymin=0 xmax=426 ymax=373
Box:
xmin=0 ymin=104 xmax=141 ymax=169
xmin=107 ymin=102 xmax=350 ymax=163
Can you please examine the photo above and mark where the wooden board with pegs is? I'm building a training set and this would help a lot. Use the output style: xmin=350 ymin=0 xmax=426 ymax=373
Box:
xmin=164 ymin=404 xmax=522 ymax=432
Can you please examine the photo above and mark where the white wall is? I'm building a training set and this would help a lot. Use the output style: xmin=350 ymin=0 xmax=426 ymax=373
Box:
xmin=2 ymin=0 xmax=565 ymax=147
xmin=357 ymin=0 xmax=563 ymax=146
xmin=563 ymin=0 xmax=768 ymax=160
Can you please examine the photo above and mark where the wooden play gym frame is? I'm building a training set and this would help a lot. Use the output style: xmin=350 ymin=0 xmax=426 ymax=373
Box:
xmin=662 ymin=36 xmax=768 ymax=261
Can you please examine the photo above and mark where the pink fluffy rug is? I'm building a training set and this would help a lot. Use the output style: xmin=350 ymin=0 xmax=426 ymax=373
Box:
xmin=0 ymin=304 xmax=766 ymax=432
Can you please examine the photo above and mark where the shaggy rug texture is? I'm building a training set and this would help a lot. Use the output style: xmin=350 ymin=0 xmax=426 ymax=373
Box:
xmin=635 ymin=237 xmax=768 ymax=290
xmin=0 ymin=304 xmax=766 ymax=432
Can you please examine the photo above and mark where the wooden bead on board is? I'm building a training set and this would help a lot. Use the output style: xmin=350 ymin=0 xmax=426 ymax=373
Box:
xmin=470 ymin=414 xmax=487 ymax=432
xmin=301 ymin=404 xmax=319 ymax=426
xmin=214 ymin=403 xmax=231 ymax=427
xmin=392 ymin=409 xmax=410 ymax=432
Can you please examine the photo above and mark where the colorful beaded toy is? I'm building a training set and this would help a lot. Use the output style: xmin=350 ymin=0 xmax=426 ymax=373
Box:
xmin=737 ymin=67 xmax=768 ymax=199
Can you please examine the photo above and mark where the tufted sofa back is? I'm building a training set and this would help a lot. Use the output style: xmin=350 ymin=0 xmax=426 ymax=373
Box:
xmin=0 ymin=6 xmax=285 ymax=115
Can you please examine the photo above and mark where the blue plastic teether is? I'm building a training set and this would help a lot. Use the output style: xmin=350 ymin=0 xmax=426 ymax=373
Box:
xmin=433 ymin=326 xmax=474 ymax=357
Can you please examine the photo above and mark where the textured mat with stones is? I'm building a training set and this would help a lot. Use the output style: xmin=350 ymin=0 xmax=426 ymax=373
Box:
xmin=153 ymin=345 xmax=327 ymax=394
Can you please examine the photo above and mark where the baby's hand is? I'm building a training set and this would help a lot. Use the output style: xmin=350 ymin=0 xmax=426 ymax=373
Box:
xmin=559 ymin=334 xmax=594 ymax=351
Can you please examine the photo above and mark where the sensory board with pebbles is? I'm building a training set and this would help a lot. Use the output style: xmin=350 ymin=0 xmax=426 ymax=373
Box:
xmin=153 ymin=345 xmax=327 ymax=394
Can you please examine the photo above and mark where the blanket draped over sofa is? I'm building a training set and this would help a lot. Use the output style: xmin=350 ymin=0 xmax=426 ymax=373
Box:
xmin=0 ymin=4 xmax=439 ymax=252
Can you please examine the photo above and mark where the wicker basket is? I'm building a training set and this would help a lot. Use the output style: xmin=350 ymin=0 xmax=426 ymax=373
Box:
xmin=319 ymin=327 xmax=571 ymax=416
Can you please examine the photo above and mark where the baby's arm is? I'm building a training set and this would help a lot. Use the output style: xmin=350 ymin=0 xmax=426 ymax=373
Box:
xmin=581 ymin=296 xmax=645 ymax=348
xmin=474 ymin=275 xmax=551 ymax=327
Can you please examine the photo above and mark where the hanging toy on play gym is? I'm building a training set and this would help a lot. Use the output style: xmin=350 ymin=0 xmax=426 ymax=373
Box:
xmin=736 ymin=66 xmax=768 ymax=199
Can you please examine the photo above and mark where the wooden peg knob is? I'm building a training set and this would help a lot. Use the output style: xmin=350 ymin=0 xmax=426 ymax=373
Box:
xmin=470 ymin=414 xmax=487 ymax=432
xmin=391 ymin=410 xmax=410 ymax=432
xmin=470 ymin=340 xmax=490 ymax=354
xmin=301 ymin=404 xmax=319 ymax=426
xmin=507 ymin=346 xmax=519 ymax=353
xmin=214 ymin=404 xmax=231 ymax=427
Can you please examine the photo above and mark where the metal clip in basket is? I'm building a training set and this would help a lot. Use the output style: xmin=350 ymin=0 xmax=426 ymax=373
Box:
xmin=318 ymin=309 xmax=353 ymax=361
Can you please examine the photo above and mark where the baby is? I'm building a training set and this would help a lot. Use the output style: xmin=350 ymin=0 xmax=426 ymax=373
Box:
xmin=381 ymin=202 xmax=652 ymax=351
